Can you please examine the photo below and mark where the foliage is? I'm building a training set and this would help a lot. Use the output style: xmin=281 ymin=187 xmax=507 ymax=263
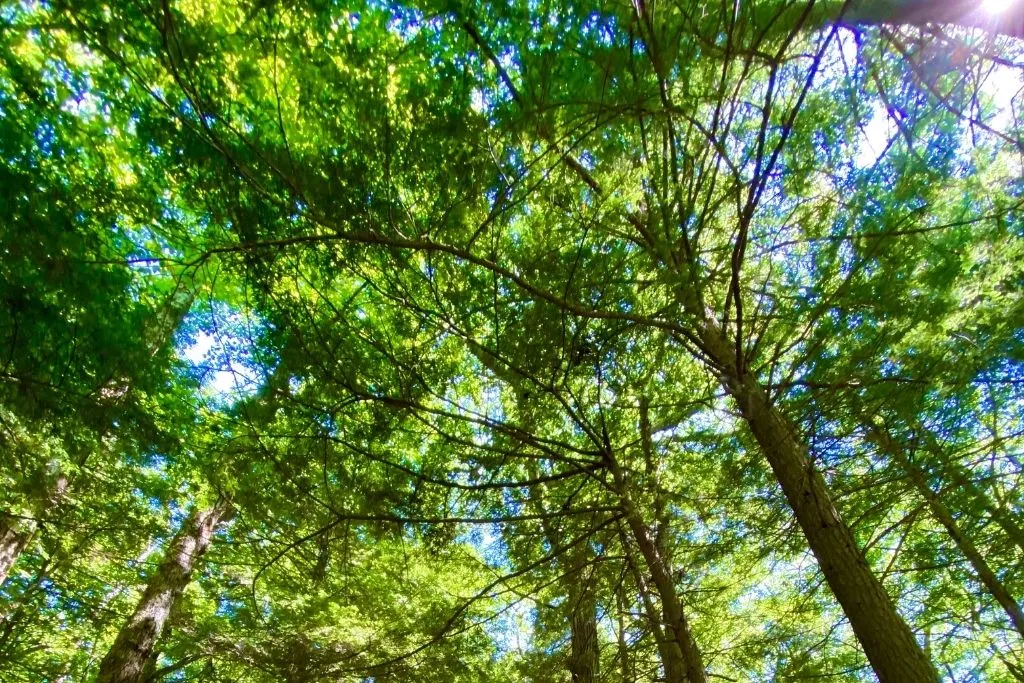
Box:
xmin=0 ymin=0 xmax=1022 ymax=681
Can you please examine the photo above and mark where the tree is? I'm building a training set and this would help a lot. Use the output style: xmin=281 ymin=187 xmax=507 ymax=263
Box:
xmin=1 ymin=0 xmax=1022 ymax=680
xmin=97 ymin=499 xmax=233 ymax=683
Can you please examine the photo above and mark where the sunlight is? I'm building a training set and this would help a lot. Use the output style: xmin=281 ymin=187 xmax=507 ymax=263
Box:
xmin=981 ymin=62 xmax=1023 ymax=130
xmin=8 ymin=2 xmax=1024 ymax=681
xmin=981 ymin=0 xmax=1015 ymax=14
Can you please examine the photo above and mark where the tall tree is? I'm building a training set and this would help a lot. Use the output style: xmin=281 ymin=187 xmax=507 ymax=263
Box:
xmin=97 ymin=499 xmax=233 ymax=683
xmin=0 ymin=0 xmax=1021 ymax=680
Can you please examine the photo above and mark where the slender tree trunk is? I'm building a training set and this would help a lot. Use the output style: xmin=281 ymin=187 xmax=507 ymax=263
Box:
xmin=1003 ymin=655 xmax=1024 ymax=683
xmin=534 ymin=495 xmax=600 ymax=683
xmin=0 ymin=474 xmax=68 ymax=587
xmin=622 ymin=509 xmax=706 ymax=683
xmin=696 ymin=320 xmax=937 ymax=682
xmin=97 ymin=500 xmax=232 ymax=683
xmin=948 ymin=463 xmax=1024 ymax=555
xmin=609 ymin=458 xmax=706 ymax=683
xmin=569 ymin=605 xmax=599 ymax=683
xmin=519 ymin=410 xmax=601 ymax=683
xmin=912 ymin=425 xmax=1024 ymax=554
xmin=869 ymin=424 xmax=1024 ymax=638
xmin=616 ymin=582 xmax=634 ymax=683
xmin=619 ymin=526 xmax=687 ymax=683
xmin=0 ymin=516 xmax=32 ymax=588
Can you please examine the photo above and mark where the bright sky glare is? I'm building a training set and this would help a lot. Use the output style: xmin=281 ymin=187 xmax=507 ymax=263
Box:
xmin=180 ymin=328 xmax=262 ymax=401
xmin=981 ymin=0 xmax=1016 ymax=14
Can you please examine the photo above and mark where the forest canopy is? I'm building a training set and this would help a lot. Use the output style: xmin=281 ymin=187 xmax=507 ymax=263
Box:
xmin=0 ymin=0 xmax=1022 ymax=681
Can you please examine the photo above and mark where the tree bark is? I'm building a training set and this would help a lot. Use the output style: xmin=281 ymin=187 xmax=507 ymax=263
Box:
xmin=697 ymin=320 xmax=937 ymax=682
xmin=623 ymin=510 xmax=706 ymax=683
xmin=567 ymin=551 xmax=599 ymax=683
xmin=0 ymin=474 xmax=68 ymax=587
xmin=868 ymin=424 xmax=1024 ymax=638
xmin=912 ymin=425 xmax=1024 ymax=555
xmin=513 ymin=394 xmax=602 ymax=683
xmin=846 ymin=0 xmax=1024 ymax=39
xmin=608 ymin=457 xmax=706 ymax=683
xmin=619 ymin=526 xmax=688 ymax=683
xmin=534 ymin=497 xmax=600 ymax=683
xmin=97 ymin=500 xmax=232 ymax=683
xmin=0 ymin=516 xmax=32 ymax=588
xmin=615 ymin=582 xmax=635 ymax=683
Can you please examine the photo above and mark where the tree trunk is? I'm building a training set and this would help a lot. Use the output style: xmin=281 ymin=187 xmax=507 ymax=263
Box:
xmin=609 ymin=458 xmax=706 ymax=683
xmin=948 ymin=463 xmax=1024 ymax=555
xmin=536 ymin=502 xmax=600 ymax=682
xmin=616 ymin=583 xmax=634 ymax=683
xmin=567 ymin=555 xmax=599 ymax=683
xmin=846 ymin=0 xmax=1024 ymax=39
xmin=517 ymin=409 xmax=601 ymax=683
xmin=0 ymin=516 xmax=32 ymax=588
xmin=97 ymin=500 xmax=232 ymax=683
xmin=868 ymin=424 xmax=1024 ymax=638
xmin=913 ymin=425 xmax=1024 ymax=555
xmin=697 ymin=320 xmax=937 ymax=682
xmin=0 ymin=474 xmax=68 ymax=587
xmin=619 ymin=526 xmax=688 ymax=683
xmin=622 ymin=510 xmax=706 ymax=683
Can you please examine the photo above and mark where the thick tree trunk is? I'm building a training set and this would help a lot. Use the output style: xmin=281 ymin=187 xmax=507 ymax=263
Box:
xmin=846 ymin=0 xmax=1024 ymax=39
xmin=567 ymin=557 xmax=599 ymax=683
xmin=97 ymin=500 xmax=231 ymax=683
xmin=869 ymin=424 xmax=1024 ymax=638
xmin=697 ymin=320 xmax=937 ymax=682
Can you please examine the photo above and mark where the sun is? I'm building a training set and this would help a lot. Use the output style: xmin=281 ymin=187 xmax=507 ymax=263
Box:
xmin=981 ymin=0 xmax=1015 ymax=14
